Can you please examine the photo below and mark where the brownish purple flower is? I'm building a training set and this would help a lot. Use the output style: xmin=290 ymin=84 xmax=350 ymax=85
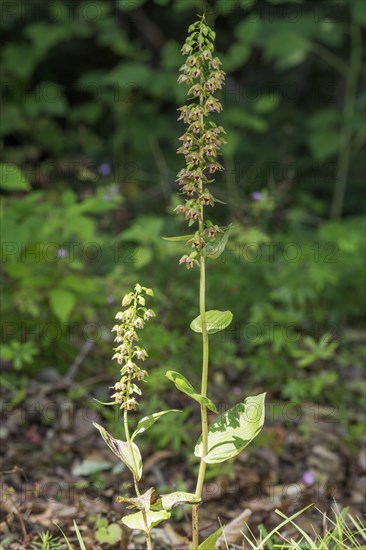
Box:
xmin=205 ymin=97 xmax=222 ymax=113
xmin=187 ymin=236 xmax=205 ymax=249
xmin=174 ymin=204 xmax=187 ymax=215
xmin=199 ymin=191 xmax=215 ymax=207
xmin=179 ymin=255 xmax=199 ymax=269
xmin=207 ymin=225 xmax=224 ymax=238
xmin=186 ymin=207 xmax=201 ymax=220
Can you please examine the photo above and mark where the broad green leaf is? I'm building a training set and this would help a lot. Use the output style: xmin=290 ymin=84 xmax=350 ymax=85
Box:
xmin=198 ymin=526 xmax=224 ymax=549
xmin=190 ymin=310 xmax=233 ymax=335
xmin=122 ymin=510 xmax=170 ymax=533
xmin=95 ymin=523 xmax=122 ymax=545
xmin=195 ymin=393 xmax=266 ymax=463
xmin=93 ymin=423 xmax=142 ymax=480
xmin=166 ymin=371 xmax=218 ymax=413
xmin=162 ymin=234 xmax=194 ymax=242
xmin=152 ymin=491 xmax=201 ymax=511
xmin=131 ymin=410 xmax=181 ymax=441
xmin=49 ymin=289 xmax=75 ymax=323
xmin=202 ymin=226 xmax=231 ymax=259
xmin=0 ymin=164 xmax=30 ymax=191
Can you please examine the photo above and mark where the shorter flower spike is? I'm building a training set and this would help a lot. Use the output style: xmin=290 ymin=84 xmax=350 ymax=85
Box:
xmin=111 ymin=285 xmax=155 ymax=409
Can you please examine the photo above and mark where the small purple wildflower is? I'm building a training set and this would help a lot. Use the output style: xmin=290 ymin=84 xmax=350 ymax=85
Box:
xmin=107 ymin=295 xmax=115 ymax=304
xmin=302 ymin=471 xmax=315 ymax=485
xmin=251 ymin=191 xmax=262 ymax=201
xmin=57 ymin=248 xmax=67 ymax=258
xmin=98 ymin=163 xmax=111 ymax=177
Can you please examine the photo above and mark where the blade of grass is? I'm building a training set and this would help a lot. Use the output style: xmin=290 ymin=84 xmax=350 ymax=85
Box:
xmin=218 ymin=518 xmax=229 ymax=550
xmin=275 ymin=508 xmax=318 ymax=548
xmin=348 ymin=515 xmax=366 ymax=541
xmin=73 ymin=521 xmax=86 ymax=550
xmin=241 ymin=505 xmax=313 ymax=549
xmin=54 ymin=524 xmax=72 ymax=550
xmin=258 ymin=525 xmax=276 ymax=550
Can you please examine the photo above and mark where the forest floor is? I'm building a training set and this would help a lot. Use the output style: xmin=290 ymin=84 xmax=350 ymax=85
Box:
xmin=1 ymin=371 xmax=365 ymax=549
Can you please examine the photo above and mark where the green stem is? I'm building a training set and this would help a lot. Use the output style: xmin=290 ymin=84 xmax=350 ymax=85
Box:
xmin=330 ymin=23 xmax=362 ymax=219
xmin=196 ymin=253 xmax=209 ymax=493
xmin=192 ymin=247 xmax=209 ymax=549
xmin=191 ymin=41 xmax=210 ymax=544
xmin=124 ymin=409 xmax=153 ymax=550
xmin=310 ymin=42 xmax=348 ymax=76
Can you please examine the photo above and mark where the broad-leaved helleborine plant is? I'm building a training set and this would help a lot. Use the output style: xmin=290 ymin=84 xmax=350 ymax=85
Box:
xmin=94 ymin=15 xmax=266 ymax=550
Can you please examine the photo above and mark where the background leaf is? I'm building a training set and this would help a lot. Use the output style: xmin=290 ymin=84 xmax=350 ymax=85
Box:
xmin=71 ymin=459 xmax=113 ymax=477
xmin=0 ymin=164 xmax=30 ymax=191
xmin=49 ymin=289 xmax=75 ymax=323
xmin=95 ymin=523 xmax=122 ymax=544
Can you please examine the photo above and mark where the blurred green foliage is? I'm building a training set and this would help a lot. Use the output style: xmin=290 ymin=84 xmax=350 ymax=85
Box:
xmin=1 ymin=0 xmax=365 ymax=445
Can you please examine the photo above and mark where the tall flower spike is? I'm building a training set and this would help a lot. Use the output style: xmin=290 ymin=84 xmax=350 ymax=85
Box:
xmin=176 ymin=15 xmax=226 ymax=268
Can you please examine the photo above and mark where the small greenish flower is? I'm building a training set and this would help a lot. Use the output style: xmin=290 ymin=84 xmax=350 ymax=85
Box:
xmin=144 ymin=309 xmax=155 ymax=320
xmin=122 ymin=294 xmax=132 ymax=307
